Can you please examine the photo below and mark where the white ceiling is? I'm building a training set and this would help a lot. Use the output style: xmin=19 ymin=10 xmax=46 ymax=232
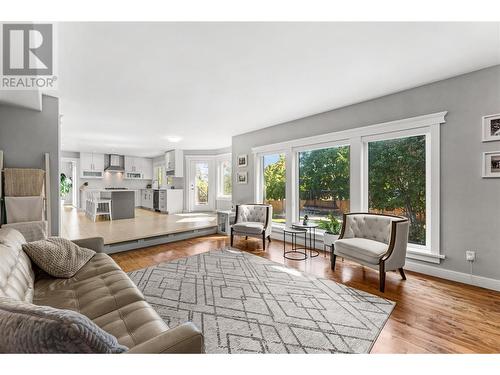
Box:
xmin=57 ymin=22 xmax=500 ymax=157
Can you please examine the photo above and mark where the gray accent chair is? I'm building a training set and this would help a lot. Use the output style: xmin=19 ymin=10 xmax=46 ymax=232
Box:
xmin=332 ymin=213 xmax=409 ymax=292
xmin=230 ymin=204 xmax=273 ymax=250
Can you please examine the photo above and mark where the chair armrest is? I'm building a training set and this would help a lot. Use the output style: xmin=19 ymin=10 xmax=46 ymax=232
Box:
xmin=381 ymin=220 xmax=409 ymax=263
xmin=72 ymin=237 xmax=104 ymax=253
xmin=127 ymin=322 xmax=204 ymax=354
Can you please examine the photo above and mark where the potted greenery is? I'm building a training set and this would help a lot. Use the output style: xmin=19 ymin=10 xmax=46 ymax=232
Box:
xmin=318 ymin=213 xmax=341 ymax=246
xmin=60 ymin=173 xmax=73 ymax=206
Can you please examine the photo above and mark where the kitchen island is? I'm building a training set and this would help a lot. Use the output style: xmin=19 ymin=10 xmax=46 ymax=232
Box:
xmin=87 ymin=189 xmax=136 ymax=220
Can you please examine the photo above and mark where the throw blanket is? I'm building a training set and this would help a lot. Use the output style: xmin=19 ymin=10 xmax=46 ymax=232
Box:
xmin=5 ymin=196 xmax=44 ymax=224
xmin=3 ymin=168 xmax=45 ymax=197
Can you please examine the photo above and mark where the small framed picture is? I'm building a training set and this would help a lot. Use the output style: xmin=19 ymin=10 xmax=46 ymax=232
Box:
xmin=482 ymin=151 xmax=500 ymax=178
xmin=236 ymin=171 xmax=248 ymax=184
xmin=237 ymin=154 xmax=248 ymax=167
xmin=482 ymin=114 xmax=500 ymax=142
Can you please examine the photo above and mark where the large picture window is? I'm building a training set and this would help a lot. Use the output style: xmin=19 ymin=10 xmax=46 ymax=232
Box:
xmin=262 ymin=153 xmax=286 ymax=223
xmin=368 ymin=135 xmax=426 ymax=245
xmin=253 ymin=112 xmax=444 ymax=262
xmin=298 ymin=145 xmax=350 ymax=223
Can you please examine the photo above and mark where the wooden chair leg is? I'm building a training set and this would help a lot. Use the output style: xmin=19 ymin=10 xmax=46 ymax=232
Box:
xmin=245 ymin=236 xmax=248 ymax=240
xmin=398 ymin=267 xmax=407 ymax=280
xmin=230 ymin=229 xmax=234 ymax=247
xmin=268 ymin=236 xmax=272 ymax=242
xmin=379 ymin=262 xmax=386 ymax=292
xmin=262 ymin=233 xmax=266 ymax=251
xmin=331 ymin=253 xmax=337 ymax=271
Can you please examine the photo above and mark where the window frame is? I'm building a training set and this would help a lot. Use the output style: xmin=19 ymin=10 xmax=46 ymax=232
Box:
xmin=252 ymin=111 xmax=446 ymax=263
xmin=295 ymin=140 xmax=351 ymax=226
xmin=255 ymin=150 xmax=289 ymax=228
xmin=216 ymin=154 xmax=232 ymax=200
xmin=362 ymin=126 xmax=438 ymax=258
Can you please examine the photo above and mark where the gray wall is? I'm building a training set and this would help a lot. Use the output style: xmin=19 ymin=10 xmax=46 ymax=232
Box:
xmin=232 ymin=65 xmax=500 ymax=280
xmin=0 ymin=95 xmax=60 ymax=235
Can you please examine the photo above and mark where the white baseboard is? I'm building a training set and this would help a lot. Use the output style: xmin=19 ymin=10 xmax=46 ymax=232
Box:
xmin=405 ymin=261 xmax=500 ymax=292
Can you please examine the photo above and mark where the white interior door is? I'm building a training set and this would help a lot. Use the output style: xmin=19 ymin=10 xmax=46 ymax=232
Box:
xmin=188 ymin=159 xmax=215 ymax=211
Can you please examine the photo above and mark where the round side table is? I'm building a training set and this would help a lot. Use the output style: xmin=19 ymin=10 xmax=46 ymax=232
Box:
xmin=291 ymin=222 xmax=320 ymax=258
xmin=283 ymin=226 xmax=308 ymax=260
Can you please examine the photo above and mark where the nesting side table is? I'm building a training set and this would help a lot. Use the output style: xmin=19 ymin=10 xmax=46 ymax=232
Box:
xmin=283 ymin=226 xmax=308 ymax=260
xmin=291 ymin=222 xmax=319 ymax=258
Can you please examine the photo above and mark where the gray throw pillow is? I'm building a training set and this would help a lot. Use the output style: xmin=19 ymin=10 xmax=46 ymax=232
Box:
xmin=0 ymin=297 xmax=128 ymax=353
xmin=22 ymin=237 xmax=95 ymax=278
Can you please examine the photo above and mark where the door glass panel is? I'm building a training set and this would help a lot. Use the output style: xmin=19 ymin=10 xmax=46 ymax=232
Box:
xmin=195 ymin=162 xmax=209 ymax=206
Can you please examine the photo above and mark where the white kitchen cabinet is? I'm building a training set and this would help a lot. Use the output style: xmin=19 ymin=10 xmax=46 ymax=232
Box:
xmin=141 ymin=158 xmax=153 ymax=180
xmin=165 ymin=149 xmax=183 ymax=178
xmin=80 ymin=152 xmax=104 ymax=178
xmin=140 ymin=189 xmax=153 ymax=209
xmin=158 ymin=190 xmax=167 ymax=212
xmin=165 ymin=189 xmax=183 ymax=213
xmin=124 ymin=156 xmax=139 ymax=173
xmin=125 ymin=156 xmax=153 ymax=180
xmin=134 ymin=190 xmax=141 ymax=207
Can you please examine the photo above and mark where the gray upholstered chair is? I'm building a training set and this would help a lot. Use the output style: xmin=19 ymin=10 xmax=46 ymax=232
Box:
xmin=332 ymin=213 xmax=409 ymax=292
xmin=230 ymin=204 xmax=273 ymax=250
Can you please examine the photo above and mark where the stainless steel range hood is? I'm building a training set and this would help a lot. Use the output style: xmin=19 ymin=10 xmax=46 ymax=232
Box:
xmin=105 ymin=154 xmax=125 ymax=172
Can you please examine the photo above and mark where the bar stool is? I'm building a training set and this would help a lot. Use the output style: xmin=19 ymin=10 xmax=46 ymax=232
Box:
xmin=87 ymin=191 xmax=112 ymax=222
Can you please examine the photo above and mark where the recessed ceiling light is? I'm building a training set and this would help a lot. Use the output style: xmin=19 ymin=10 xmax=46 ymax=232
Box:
xmin=166 ymin=136 xmax=182 ymax=143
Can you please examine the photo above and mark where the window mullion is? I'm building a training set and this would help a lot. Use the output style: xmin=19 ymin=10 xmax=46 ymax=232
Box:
xmin=350 ymin=136 xmax=363 ymax=212
xmin=285 ymin=148 xmax=295 ymax=226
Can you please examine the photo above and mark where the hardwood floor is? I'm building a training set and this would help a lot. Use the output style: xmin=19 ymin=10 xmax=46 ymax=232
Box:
xmin=111 ymin=235 xmax=500 ymax=354
xmin=61 ymin=206 xmax=217 ymax=244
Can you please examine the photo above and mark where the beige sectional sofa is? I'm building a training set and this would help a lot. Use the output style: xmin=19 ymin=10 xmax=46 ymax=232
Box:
xmin=0 ymin=228 xmax=204 ymax=353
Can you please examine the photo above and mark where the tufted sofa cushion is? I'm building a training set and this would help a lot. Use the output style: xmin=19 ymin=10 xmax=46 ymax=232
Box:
xmin=0 ymin=228 xmax=34 ymax=303
xmin=343 ymin=214 xmax=397 ymax=244
xmin=92 ymin=300 xmax=169 ymax=348
xmin=236 ymin=205 xmax=268 ymax=224
xmin=34 ymin=254 xmax=146 ymax=321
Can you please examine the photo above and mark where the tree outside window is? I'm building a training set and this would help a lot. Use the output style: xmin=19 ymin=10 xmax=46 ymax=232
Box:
xmin=263 ymin=154 xmax=286 ymax=223
xmin=298 ymin=145 xmax=350 ymax=223
xmin=368 ymin=135 xmax=426 ymax=245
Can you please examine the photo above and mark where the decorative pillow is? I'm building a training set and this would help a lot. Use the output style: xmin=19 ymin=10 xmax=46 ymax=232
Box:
xmin=0 ymin=297 xmax=128 ymax=353
xmin=22 ymin=237 xmax=95 ymax=278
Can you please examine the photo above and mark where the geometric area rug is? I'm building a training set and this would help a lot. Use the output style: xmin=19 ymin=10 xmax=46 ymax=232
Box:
xmin=128 ymin=248 xmax=395 ymax=354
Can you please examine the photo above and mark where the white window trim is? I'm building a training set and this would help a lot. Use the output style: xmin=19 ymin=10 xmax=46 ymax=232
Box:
xmin=216 ymin=153 xmax=232 ymax=201
xmin=361 ymin=125 xmax=441 ymax=262
xmin=252 ymin=111 xmax=447 ymax=264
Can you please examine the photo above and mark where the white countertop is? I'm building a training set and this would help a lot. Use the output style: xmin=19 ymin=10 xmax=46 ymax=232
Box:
xmin=86 ymin=189 xmax=138 ymax=192
xmin=141 ymin=188 xmax=184 ymax=191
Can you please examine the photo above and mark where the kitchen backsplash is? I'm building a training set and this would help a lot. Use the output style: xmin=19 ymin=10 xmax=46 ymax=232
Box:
xmin=80 ymin=172 xmax=152 ymax=190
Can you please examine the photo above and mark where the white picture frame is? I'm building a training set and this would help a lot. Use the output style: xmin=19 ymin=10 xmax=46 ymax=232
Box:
xmin=482 ymin=114 xmax=500 ymax=142
xmin=482 ymin=151 xmax=500 ymax=178
xmin=236 ymin=171 xmax=248 ymax=184
xmin=237 ymin=154 xmax=248 ymax=167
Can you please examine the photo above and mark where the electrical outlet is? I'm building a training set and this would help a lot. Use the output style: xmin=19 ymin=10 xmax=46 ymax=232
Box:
xmin=466 ymin=250 xmax=476 ymax=262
